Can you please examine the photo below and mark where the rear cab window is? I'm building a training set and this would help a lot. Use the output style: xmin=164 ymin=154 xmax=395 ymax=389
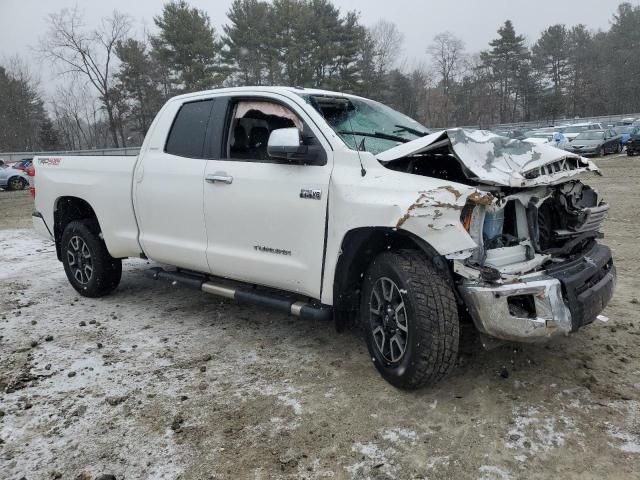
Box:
xmin=165 ymin=99 xmax=214 ymax=158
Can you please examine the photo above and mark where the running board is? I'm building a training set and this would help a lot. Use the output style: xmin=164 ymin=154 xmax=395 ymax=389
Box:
xmin=144 ymin=267 xmax=332 ymax=322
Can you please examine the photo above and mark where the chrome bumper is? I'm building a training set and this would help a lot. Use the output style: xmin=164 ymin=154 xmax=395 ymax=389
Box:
xmin=458 ymin=243 xmax=616 ymax=343
xmin=458 ymin=276 xmax=572 ymax=342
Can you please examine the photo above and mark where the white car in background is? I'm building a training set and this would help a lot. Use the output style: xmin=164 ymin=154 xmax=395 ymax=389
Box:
xmin=558 ymin=123 xmax=603 ymax=141
xmin=0 ymin=164 xmax=29 ymax=190
xmin=523 ymin=130 xmax=569 ymax=150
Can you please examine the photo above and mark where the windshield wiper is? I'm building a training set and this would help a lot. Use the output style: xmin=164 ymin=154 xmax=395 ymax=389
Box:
xmin=337 ymin=130 xmax=410 ymax=143
xmin=392 ymin=124 xmax=430 ymax=137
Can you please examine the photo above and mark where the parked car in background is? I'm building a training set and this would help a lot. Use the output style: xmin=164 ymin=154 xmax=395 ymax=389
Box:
xmin=565 ymin=129 xmax=622 ymax=156
xmin=614 ymin=125 xmax=640 ymax=145
xmin=523 ymin=130 xmax=569 ymax=149
xmin=11 ymin=158 xmax=33 ymax=171
xmin=626 ymin=131 xmax=640 ymax=156
xmin=491 ymin=128 xmax=528 ymax=140
xmin=619 ymin=117 xmax=637 ymax=125
xmin=558 ymin=123 xmax=604 ymax=142
xmin=0 ymin=164 xmax=30 ymax=190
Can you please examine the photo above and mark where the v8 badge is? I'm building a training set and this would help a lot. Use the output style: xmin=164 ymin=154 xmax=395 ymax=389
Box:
xmin=300 ymin=189 xmax=322 ymax=200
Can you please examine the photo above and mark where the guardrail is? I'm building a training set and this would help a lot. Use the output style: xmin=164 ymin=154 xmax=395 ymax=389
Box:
xmin=0 ymin=147 xmax=141 ymax=162
xmin=460 ymin=112 xmax=640 ymax=131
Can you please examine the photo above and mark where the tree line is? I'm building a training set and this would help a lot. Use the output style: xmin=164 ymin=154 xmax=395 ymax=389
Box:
xmin=1 ymin=0 xmax=640 ymax=152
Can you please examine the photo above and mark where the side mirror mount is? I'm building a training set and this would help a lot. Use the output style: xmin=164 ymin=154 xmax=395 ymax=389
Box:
xmin=267 ymin=128 xmax=308 ymax=162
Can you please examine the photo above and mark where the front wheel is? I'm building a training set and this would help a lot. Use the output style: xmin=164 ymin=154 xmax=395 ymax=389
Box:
xmin=61 ymin=220 xmax=122 ymax=297
xmin=361 ymin=250 xmax=459 ymax=389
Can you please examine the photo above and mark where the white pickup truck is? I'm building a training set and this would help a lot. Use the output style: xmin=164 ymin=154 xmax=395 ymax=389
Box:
xmin=32 ymin=87 xmax=616 ymax=389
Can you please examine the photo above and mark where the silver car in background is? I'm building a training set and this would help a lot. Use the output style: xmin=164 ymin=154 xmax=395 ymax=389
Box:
xmin=0 ymin=165 xmax=29 ymax=190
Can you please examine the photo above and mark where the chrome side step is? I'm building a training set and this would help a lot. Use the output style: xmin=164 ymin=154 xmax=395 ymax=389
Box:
xmin=144 ymin=267 xmax=332 ymax=322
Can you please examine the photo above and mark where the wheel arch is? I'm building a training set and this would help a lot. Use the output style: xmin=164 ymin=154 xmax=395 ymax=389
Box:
xmin=332 ymin=227 xmax=451 ymax=332
xmin=53 ymin=196 xmax=101 ymax=261
xmin=7 ymin=174 xmax=27 ymax=189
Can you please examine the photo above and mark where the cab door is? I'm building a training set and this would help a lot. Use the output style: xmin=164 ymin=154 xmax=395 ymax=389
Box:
xmin=133 ymin=97 xmax=215 ymax=272
xmin=203 ymin=94 xmax=333 ymax=298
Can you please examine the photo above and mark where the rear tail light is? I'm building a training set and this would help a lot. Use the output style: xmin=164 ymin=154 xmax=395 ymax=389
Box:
xmin=27 ymin=166 xmax=35 ymax=198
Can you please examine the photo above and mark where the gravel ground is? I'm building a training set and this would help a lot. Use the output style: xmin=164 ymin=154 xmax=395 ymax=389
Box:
xmin=1 ymin=155 xmax=639 ymax=479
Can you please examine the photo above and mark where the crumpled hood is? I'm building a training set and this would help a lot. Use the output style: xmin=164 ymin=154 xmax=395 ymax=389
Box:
xmin=376 ymin=128 xmax=599 ymax=187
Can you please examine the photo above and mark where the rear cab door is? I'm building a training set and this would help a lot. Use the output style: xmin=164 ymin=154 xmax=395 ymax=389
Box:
xmin=203 ymin=92 xmax=333 ymax=298
xmin=133 ymin=95 xmax=216 ymax=272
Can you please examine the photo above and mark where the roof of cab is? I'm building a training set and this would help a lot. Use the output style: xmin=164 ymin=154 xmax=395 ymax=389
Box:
xmin=168 ymin=85 xmax=362 ymax=102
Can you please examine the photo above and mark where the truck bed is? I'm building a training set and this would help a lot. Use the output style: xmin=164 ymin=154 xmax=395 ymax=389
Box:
xmin=33 ymin=155 xmax=142 ymax=258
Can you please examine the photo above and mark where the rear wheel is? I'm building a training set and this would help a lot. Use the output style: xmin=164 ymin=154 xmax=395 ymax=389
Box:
xmin=61 ymin=220 xmax=122 ymax=297
xmin=361 ymin=250 xmax=459 ymax=389
xmin=7 ymin=176 xmax=27 ymax=191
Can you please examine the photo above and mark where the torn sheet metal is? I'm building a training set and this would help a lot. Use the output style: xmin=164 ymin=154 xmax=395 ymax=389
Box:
xmin=395 ymin=184 xmax=488 ymax=231
xmin=376 ymin=128 xmax=599 ymax=188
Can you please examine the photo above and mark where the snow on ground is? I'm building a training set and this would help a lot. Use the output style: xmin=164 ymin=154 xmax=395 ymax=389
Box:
xmin=2 ymin=153 xmax=640 ymax=480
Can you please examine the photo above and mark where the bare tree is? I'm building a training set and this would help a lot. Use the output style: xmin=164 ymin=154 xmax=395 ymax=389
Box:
xmin=370 ymin=20 xmax=404 ymax=75
xmin=50 ymin=81 xmax=104 ymax=149
xmin=38 ymin=7 xmax=131 ymax=147
xmin=427 ymin=32 xmax=466 ymax=125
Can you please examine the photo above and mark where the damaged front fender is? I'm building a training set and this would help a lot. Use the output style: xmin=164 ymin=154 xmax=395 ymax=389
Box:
xmin=395 ymin=184 xmax=494 ymax=259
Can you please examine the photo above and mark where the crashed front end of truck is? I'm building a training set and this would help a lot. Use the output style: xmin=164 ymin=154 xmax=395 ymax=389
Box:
xmin=379 ymin=129 xmax=616 ymax=342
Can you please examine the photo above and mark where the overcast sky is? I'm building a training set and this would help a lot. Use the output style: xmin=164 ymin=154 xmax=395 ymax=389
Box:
xmin=0 ymin=0 xmax=636 ymax=88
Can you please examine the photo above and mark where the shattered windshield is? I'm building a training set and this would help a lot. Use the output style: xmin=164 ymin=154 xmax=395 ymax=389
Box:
xmin=296 ymin=93 xmax=429 ymax=154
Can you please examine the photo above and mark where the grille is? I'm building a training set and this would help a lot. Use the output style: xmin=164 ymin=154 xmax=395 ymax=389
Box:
xmin=523 ymin=157 xmax=583 ymax=179
xmin=554 ymin=202 xmax=609 ymax=238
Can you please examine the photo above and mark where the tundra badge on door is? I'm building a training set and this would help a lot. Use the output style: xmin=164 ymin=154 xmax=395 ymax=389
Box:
xmin=300 ymin=189 xmax=322 ymax=200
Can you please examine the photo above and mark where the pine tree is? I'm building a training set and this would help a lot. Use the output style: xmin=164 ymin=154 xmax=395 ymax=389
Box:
xmin=38 ymin=117 xmax=63 ymax=151
xmin=221 ymin=0 xmax=272 ymax=86
xmin=150 ymin=1 xmax=222 ymax=93
xmin=532 ymin=24 xmax=569 ymax=120
xmin=115 ymin=39 xmax=164 ymax=135
xmin=481 ymin=20 xmax=529 ymax=123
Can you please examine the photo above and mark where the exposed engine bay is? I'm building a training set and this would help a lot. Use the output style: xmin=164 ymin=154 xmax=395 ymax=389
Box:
xmin=380 ymin=129 xmax=608 ymax=280
xmin=458 ymin=180 xmax=608 ymax=279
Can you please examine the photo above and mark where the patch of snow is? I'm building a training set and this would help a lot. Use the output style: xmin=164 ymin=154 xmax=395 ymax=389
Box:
xmin=478 ymin=465 xmax=512 ymax=480
xmin=381 ymin=428 xmax=417 ymax=443
xmin=506 ymin=406 xmax=578 ymax=453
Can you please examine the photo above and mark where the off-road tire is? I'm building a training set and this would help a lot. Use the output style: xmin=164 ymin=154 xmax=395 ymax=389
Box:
xmin=7 ymin=176 xmax=27 ymax=191
xmin=361 ymin=249 xmax=459 ymax=389
xmin=61 ymin=220 xmax=122 ymax=297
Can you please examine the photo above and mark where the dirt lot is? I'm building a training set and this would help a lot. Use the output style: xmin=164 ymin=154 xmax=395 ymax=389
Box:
xmin=1 ymin=156 xmax=639 ymax=480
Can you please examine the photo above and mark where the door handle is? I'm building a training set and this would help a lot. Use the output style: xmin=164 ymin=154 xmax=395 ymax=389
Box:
xmin=206 ymin=174 xmax=233 ymax=184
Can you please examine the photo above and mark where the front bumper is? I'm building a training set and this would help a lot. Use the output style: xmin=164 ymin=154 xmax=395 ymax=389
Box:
xmin=458 ymin=243 xmax=616 ymax=342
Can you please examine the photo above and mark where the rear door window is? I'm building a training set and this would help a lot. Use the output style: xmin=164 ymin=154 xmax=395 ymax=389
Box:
xmin=165 ymin=99 xmax=214 ymax=158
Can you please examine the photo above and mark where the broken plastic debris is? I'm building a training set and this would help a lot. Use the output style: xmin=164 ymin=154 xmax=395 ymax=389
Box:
xmin=597 ymin=315 xmax=609 ymax=322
